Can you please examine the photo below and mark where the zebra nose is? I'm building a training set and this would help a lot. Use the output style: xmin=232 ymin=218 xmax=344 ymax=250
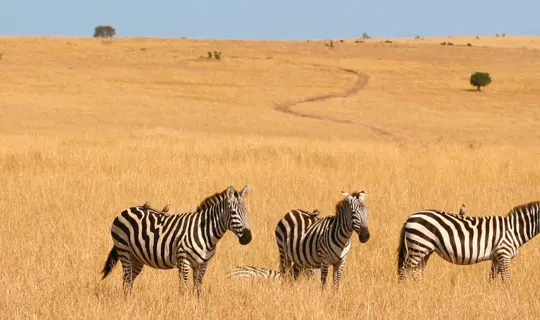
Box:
xmin=239 ymin=228 xmax=252 ymax=245
xmin=359 ymin=227 xmax=370 ymax=243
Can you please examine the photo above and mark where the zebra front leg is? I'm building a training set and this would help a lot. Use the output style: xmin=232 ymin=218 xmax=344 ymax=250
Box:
xmin=320 ymin=261 xmax=329 ymax=289
xmin=177 ymin=257 xmax=190 ymax=294
xmin=332 ymin=259 xmax=346 ymax=289
xmin=193 ymin=262 xmax=208 ymax=298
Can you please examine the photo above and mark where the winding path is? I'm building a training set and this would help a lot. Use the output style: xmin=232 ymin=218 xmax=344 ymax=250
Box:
xmin=274 ymin=62 xmax=400 ymax=143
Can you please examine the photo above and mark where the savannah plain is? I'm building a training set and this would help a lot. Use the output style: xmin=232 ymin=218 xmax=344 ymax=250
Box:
xmin=1 ymin=35 xmax=540 ymax=319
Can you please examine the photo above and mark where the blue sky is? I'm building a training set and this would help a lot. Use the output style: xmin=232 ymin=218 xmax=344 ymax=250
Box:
xmin=0 ymin=0 xmax=538 ymax=39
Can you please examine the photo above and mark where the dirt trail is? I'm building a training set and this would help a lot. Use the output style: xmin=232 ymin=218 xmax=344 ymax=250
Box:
xmin=274 ymin=63 xmax=400 ymax=143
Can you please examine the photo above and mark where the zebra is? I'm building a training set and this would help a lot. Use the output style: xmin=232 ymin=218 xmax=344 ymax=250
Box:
xmin=227 ymin=265 xmax=320 ymax=280
xmin=227 ymin=208 xmax=321 ymax=280
xmin=229 ymin=191 xmax=370 ymax=289
xmin=397 ymin=201 xmax=540 ymax=282
xmin=226 ymin=210 xmax=326 ymax=282
xmin=101 ymin=185 xmax=252 ymax=296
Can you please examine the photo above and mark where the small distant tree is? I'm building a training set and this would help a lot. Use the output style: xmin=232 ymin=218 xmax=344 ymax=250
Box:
xmin=94 ymin=25 xmax=116 ymax=38
xmin=470 ymin=72 xmax=492 ymax=91
xmin=362 ymin=32 xmax=371 ymax=39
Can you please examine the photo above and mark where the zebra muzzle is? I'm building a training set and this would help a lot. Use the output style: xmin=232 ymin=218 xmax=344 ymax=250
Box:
xmin=239 ymin=228 xmax=252 ymax=245
xmin=359 ymin=227 xmax=370 ymax=243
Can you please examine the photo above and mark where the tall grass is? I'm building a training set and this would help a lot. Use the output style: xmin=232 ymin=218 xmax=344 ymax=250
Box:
xmin=1 ymin=135 xmax=540 ymax=319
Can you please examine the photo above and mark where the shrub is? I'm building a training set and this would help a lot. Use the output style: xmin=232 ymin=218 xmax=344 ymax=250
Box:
xmin=94 ymin=25 xmax=116 ymax=38
xmin=470 ymin=72 xmax=492 ymax=91
xmin=362 ymin=32 xmax=371 ymax=39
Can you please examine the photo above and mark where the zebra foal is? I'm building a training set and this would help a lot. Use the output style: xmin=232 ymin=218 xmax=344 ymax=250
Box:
xmin=101 ymin=185 xmax=252 ymax=296
xmin=397 ymin=201 xmax=540 ymax=281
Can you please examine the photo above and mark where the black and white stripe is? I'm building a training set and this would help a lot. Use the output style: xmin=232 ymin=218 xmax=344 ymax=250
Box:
xmin=229 ymin=191 xmax=370 ymax=288
xmin=101 ymin=185 xmax=251 ymax=295
xmin=397 ymin=201 xmax=540 ymax=281
xmin=228 ymin=209 xmax=321 ymax=280
xmin=227 ymin=265 xmax=320 ymax=280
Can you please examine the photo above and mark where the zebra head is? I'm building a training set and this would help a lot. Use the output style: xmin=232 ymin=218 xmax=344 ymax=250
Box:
xmin=225 ymin=185 xmax=252 ymax=245
xmin=341 ymin=190 xmax=370 ymax=243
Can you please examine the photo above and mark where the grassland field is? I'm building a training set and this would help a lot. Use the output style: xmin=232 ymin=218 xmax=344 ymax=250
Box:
xmin=1 ymin=35 xmax=540 ymax=319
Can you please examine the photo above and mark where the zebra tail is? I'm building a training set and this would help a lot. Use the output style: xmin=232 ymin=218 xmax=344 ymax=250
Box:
xmin=101 ymin=246 xmax=119 ymax=280
xmin=226 ymin=266 xmax=282 ymax=279
xmin=397 ymin=224 xmax=407 ymax=275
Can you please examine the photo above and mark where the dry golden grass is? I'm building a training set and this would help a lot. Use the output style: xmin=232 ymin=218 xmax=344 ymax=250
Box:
xmin=1 ymin=36 xmax=540 ymax=319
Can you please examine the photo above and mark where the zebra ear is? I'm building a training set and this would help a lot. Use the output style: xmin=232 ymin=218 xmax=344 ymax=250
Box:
xmin=341 ymin=191 xmax=350 ymax=198
xmin=226 ymin=186 xmax=235 ymax=200
xmin=358 ymin=191 xmax=366 ymax=203
xmin=239 ymin=185 xmax=249 ymax=198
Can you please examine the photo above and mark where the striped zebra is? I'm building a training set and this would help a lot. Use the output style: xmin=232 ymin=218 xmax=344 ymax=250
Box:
xmin=397 ymin=201 xmax=540 ymax=281
xmin=229 ymin=191 xmax=370 ymax=288
xmin=227 ymin=265 xmax=320 ymax=280
xmin=228 ymin=209 xmax=321 ymax=280
xmin=101 ymin=185 xmax=251 ymax=296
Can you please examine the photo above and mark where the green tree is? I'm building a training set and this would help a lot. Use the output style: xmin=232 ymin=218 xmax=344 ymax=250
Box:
xmin=94 ymin=25 xmax=116 ymax=38
xmin=470 ymin=72 xmax=492 ymax=91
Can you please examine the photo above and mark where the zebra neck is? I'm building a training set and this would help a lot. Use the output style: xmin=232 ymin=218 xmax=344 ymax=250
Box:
xmin=201 ymin=202 xmax=228 ymax=248
xmin=508 ymin=207 xmax=540 ymax=247
xmin=333 ymin=205 xmax=353 ymax=240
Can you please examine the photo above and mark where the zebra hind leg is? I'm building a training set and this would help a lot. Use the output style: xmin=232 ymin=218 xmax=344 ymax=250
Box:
xmin=119 ymin=255 xmax=144 ymax=296
xmin=398 ymin=249 xmax=431 ymax=282
xmin=278 ymin=256 xmax=294 ymax=281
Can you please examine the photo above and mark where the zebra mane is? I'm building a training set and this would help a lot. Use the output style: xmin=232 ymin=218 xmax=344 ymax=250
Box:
xmin=195 ymin=189 xmax=228 ymax=212
xmin=506 ymin=201 xmax=540 ymax=217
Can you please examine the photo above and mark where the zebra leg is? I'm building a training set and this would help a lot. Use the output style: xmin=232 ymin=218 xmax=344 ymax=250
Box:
xmin=177 ymin=257 xmax=190 ymax=293
xmin=412 ymin=251 xmax=433 ymax=281
xmin=119 ymin=255 xmax=143 ymax=296
xmin=320 ymin=261 xmax=329 ymax=289
xmin=193 ymin=262 xmax=208 ymax=298
xmin=332 ymin=259 xmax=346 ymax=289
xmin=497 ymin=256 xmax=511 ymax=281
xmin=292 ymin=264 xmax=305 ymax=280
xmin=400 ymin=248 xmax=431 ymax=282
xmin=279 ymin=256 xmax=293 ymax=280
xmin=490 ymin=259 xmax=499 ymax=280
